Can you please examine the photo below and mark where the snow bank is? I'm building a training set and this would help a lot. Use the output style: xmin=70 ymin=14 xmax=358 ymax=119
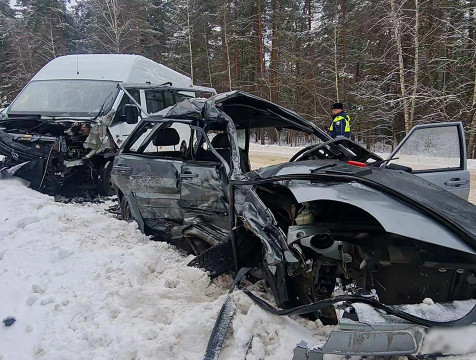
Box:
xmin=0 ymin=179 xmax=318 ymax=360
xmin=469 ymin=159 xmax=476 ymax=171
xmin=249 ymin=142 xmax=306 ymax=155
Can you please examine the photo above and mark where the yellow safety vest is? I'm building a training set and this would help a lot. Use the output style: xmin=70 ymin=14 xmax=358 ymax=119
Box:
xmin=329 ymin=114 xmax=351 ymax=133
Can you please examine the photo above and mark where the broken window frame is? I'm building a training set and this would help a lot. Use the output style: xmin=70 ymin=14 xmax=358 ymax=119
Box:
xmin=111 ymin=88 xmax=142 ymax=126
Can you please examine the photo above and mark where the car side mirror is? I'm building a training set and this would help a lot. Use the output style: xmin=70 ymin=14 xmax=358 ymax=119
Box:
xmin=124 ymin=104 xmax=139 ymax=124
xmin=1 ymin=103 xmax=10 ymax=109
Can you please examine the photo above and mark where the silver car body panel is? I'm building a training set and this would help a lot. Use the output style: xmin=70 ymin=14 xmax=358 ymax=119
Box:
xmin=287 ymin=181 xmax=476 ymax=255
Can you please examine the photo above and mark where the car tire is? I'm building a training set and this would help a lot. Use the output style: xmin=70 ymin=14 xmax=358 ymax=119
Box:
xmin=97 ymin=160 xmax=115 ymax=196
xmin=120 ymin=196 xmax=133 ymax=222
xmin=187 ymin=240 xmax=234 ymax=278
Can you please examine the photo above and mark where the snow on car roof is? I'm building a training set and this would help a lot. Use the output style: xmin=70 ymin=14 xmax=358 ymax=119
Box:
xmin=31 ymin=54 xmax=192 ymax=86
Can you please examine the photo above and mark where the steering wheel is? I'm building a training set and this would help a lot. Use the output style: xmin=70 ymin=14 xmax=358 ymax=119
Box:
xmin=290 ymin=144 xmax=338 ymax=162
xmin=289 ymin=144 xmax=320 ymax=162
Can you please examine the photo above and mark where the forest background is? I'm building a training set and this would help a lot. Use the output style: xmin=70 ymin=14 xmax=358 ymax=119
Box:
xmin=1 ymin=0 xmax=475 ymax=154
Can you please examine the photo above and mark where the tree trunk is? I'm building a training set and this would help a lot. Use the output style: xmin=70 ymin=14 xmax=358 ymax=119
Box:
xmin=341 ymin=0 xmax=347 ymax=103
xmin=306 ymin=0 xmax=312 ymax=58
xmin=466 ymin=60 xmax=476 ymax=157
xmin=234 ymin=47 xmax=239 ymax=81
xmin=409 ymin=0 xmax=419 ymax=127
xmin=222 ymin=1 xmax=232 ymax=91
xmin=186 ymin=0 xmax=194 ymax=84
xmin=257 ymin=0 xmax=264 ymax=96
xmin=460 ymin=4 xmax=476 ymax=157
xmin=204 ymin=26 xmax=213 ymax=87
xmin=333 ymin=0 xmax=340 ymax=102
xmin=269 ymin=0 xmax=279 ymax=103
xmin=390 ymin=0 xmax=411 ymax=133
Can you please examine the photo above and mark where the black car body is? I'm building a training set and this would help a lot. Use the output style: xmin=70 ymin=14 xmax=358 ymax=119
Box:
xmin=112 ymin=91 xmax=476 ymax=357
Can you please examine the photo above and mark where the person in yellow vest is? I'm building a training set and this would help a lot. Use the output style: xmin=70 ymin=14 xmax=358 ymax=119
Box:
xmin=329 ymin=102 xmax=351 ymax=138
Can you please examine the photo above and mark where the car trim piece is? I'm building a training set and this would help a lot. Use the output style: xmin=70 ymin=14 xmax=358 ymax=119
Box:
xmin=293 ymin=331 xmax=418 ymax=359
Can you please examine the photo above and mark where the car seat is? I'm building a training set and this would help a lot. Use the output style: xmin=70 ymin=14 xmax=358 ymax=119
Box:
xmin=210 ymin=133 xmax=250 ymax=173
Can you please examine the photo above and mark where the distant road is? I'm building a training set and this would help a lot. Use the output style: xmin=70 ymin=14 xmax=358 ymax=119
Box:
xmin=249 ymin=145 xmax=476 ymax=205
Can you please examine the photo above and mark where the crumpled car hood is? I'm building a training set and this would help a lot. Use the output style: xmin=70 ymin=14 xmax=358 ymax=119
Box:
xmin=252 ymin=160 xmax=476 ymax=253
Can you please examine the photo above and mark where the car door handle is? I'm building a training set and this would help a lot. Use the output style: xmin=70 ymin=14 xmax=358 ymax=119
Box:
xmin=180 ymin=172 xmax=198 ymax=179
xmin=444 ymin=178 xmax=469 ymax=187
xmin=113 ymin=165 xmax=133 ymax=174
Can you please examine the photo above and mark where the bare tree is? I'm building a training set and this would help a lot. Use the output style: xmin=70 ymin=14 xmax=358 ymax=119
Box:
xmin=185 ymin=0 xmax=194 ymax=83
xmin=88 ymin=0 xmax=135 ymax=53
xmin=333 ymin=4 xmax=340 ymax=102
xmin=222 ymin=0 xmax=232 ymax=91
xmin=390 ymin=0 xmax=411 ymax=133
xmin=269 ymin=0 xmax=279 ymax=103
xmin=409 ymin=0 xmax=419 ymax=127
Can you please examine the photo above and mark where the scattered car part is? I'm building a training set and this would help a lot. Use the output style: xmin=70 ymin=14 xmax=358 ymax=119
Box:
xmin=2 ymin=317 xmax=16 ymax=327
xmin=203 ymin=268 xmax=250 ymax=360
xmin=203 ymin=267 xmax=476 ymax=359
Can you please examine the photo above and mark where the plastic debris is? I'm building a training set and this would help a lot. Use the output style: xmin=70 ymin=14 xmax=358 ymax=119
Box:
xmin=3 ymin=317 xmax=16 ymax=327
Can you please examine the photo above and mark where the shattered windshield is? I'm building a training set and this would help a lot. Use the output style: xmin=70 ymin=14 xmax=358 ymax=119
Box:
xmin=8 ymin=80 xmax=119 ymax=117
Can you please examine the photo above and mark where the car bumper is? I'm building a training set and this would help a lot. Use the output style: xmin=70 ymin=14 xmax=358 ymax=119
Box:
xmin=293 ymin=303 xmax=476 ymax=359
xmin=0 ymin=130 xmax=52 ymax=163
xmin=294 ymin=322 xmax=421 ymax=359
xmin=0 ymin=130 xmax=54 ymax=187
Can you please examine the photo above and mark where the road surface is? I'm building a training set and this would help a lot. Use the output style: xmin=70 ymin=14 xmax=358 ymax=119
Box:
xmin=248 ymin=146 xmax=476 ymax=204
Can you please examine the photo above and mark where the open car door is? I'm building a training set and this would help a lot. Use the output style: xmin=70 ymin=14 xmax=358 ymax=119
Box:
xmin=386 ymin=122 xmax=470 ymax=200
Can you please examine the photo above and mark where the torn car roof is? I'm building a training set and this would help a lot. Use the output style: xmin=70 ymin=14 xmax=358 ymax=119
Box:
xmin=154 ymin=91 xmax=331 ymax=142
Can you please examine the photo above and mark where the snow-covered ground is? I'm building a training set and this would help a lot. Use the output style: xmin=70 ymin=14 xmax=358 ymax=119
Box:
xmin=0 ymin=179 xmax=320 ymax=360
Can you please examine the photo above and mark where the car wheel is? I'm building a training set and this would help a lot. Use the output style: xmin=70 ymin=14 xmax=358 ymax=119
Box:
xmin=187 ymin=240 xmax=233 ymax=278
xmin=120 ymin=196 xmax=133 ymax=222
xmin=97 ymin=160 xmax=115 ymax=196
xmin=188 ymin=237 xmax=211 ymax=255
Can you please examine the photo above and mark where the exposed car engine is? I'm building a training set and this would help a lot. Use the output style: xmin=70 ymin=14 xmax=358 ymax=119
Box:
xmin=252 ymin=180 xmax=476 ymax=325
xmin=0 ymin=117 xmax=110 ymax=194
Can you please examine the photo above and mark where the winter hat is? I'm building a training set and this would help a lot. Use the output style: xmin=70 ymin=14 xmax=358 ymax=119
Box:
xmin=331 ymin=102 xmax=344 ymax=110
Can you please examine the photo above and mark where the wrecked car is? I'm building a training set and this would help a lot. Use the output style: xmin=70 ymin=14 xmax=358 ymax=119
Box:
xmin=112 ymin=91 xmax=476 ymax=358
xmin=0 ymin=54 xmax=215 ymax=195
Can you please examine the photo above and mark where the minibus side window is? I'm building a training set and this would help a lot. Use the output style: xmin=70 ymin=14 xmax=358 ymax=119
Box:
xmin=112 ymin=89 xmax=141 ymax=126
